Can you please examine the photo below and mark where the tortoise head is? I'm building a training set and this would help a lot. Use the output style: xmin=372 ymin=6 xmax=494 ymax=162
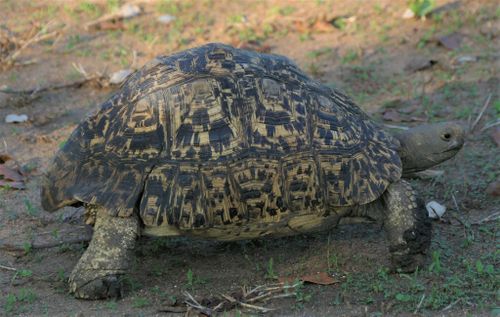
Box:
xmin=394 ymin=122 xmax=465 ymax=176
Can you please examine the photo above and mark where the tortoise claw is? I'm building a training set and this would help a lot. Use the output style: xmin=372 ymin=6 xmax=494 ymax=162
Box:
xmin=69 ymin=273 xmax=123 ymax=299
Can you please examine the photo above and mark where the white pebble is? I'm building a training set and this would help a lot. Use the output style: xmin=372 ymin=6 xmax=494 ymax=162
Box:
xmin=402 ymin=8 xmax=415 ymax=19
xmin=5 ymin=114 xmax=28 ymax=123
xmin=157 ymin=14 xmax=176 ymax=24
xmin=426 ymin=201 xmax=446 ymax=219
xmin=119 ymin=4 xmax=141 ymax=19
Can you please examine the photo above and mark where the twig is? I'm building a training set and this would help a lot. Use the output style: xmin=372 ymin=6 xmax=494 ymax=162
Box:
xmin=480 ymin=119 xmax=500 ymax=132
xmin=450 ymin=193 xmax=465 ymax=228
xmin=0 ymin=264 xmax=17 ymax=271
xmin=6 ymin=31 xmax=58 ymax=63
xmin=470 ymin=93 xmax=492 ymax=133
xmin=0 ymin=74 xmax=109 ymax=97
xmin=383 ymin=124 xmax=410 ymax=130
xmin=471 ymin=211 xmax=500 ymax=225
xmin=414 ymin=294 xmax=426 ymax=314
xmin=239 ymin=302 xmax=274 ymax=313
xmin=441 ymin=298 xmax=461 ymax=311
xmin=183 ymin=291 xmax=213 ymax=315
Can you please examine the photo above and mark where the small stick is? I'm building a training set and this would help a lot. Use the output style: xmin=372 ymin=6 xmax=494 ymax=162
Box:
xmin=414 ymin=294 xmax=426 ymax=314
xmin=239 ymin=302 xmax=274 ymax=313
xmin=471 ymin=211 xmax=500 ymax=225
xmin=0 ymin=75 xmax=108 ymax=96
xmin=470 ymin=93 xmax=492 ymax=132
xmin=383 ymin=124 xmax=410 ymax=130
xmin=441 ymin=298 xmax=461 ymax=311
xmin=6 ymin=31 xmax=58 ymax=63
xmin=480 ymin=119 xmax=500 ymax=132
xmin=183 ymin=291 xmax=212 ymax=315
xmin=0 ymin=264 xmax=17 ymax=271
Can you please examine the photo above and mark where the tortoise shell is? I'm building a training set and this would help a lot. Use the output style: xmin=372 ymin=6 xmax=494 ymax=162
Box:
xmin=41 ymin=43 xmax=402 ymax=230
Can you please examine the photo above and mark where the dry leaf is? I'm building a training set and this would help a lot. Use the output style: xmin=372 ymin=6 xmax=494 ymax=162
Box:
xmin=490 ymin=126 xmax=500 ymax=147
xmin=300 ymin=272 xmax=338 ymax=285
xmin=437 ymin=32 xmax=463 ymax=50
xmin=405 ymin=57 xmax=437 ymax=72
xmin=0 ymin=154 xmax=26 ymax=189
xmin=312 ymin=20 xmax=336 ymax=33
xmin=399 ymin=103 xmax=420 ymax=114
xmin=279 ymin=271 xmax=338 ymax=285
xmin=486 ymin=181 xmax=500 ymax=197
xmin=382 ymin=109 xmax=403 ymax=122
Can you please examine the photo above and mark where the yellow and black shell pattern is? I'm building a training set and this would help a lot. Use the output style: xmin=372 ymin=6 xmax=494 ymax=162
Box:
xmin=41 ymin=43 xmax=402 ymax=230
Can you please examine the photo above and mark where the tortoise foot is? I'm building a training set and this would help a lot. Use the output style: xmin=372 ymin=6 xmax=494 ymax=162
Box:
xmin=69 ymin=271 xmax=124 ymax=299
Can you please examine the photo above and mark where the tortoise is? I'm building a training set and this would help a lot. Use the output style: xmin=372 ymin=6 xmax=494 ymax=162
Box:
xmin=40 ymin=43 xmax=465 ymax=299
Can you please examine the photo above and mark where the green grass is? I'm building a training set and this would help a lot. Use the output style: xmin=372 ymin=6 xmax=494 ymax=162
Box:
xmin=408 ymin=0 xmax=436 ymax=19
xmin=265 ymin=258 xmax=278 ymax=280
xmin=3 ymin=288 xmax=38 ymax=315
xmin=341 ymin=49 xmax=359 ymax=64
xmin=132 ymin=297 xmax=150 ymax=308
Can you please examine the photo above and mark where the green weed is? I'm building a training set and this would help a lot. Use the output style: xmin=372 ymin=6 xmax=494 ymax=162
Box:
xmin=24 ymin=198 xmax=38 ymax=217
xmin=132 ymin=297 xmax=149 ymax=308
xmin=408 ymin=0 xmax=436 ymax=19
xmin=306 ymin=47 xmax=333 ymax=59
xmin=265 ymin=258 xmax=278 ymax=280
xmin=429 ymin=250 xmax=442 ymax=273
xmin=341 ymin=49 xmax=359 ymax=64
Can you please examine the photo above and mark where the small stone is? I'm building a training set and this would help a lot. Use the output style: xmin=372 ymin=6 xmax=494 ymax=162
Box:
xmin=426 ymin=201 xmax=446 ymax=219
xmin=157 ymin=14 xmax=176 ymax=24
xmin=118 ymin=4 xmax=141 ymax=19
xmin=402 ymin=8 xmax=415 ymax=19
xmin=455 ymin=55 xmax=477 ymax=64
xmin=109 ymin=69 xmax=133 ymax=85
xmin=5 ymin=114 xmax=28 ymax=123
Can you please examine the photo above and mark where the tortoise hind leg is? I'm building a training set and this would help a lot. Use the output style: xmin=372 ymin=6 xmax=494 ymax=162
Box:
xmin=382 ymin=180 xmax=431 ymax=272
xmin=69 ymin=206 xmax=139 ymax=299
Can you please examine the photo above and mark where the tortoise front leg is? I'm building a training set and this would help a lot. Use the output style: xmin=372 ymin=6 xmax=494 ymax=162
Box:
xmin=69 ymin=206 xmax=139 ymax=299
xmin=382 ymin=180 xmax=431 ymax=272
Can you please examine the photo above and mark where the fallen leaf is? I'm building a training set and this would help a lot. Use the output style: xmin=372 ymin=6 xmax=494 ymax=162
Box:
xmin=405 ymin=57 xmax=437 ymax=72
xmin=486 ymin=181 xmax=500 ymax=197
xmin=95 ymin=21 xmax=125 ymax=31
xmin=399 ymin=103 xmax=420 ymax=114
xmin=313 ymin=20 xmax=336 ymax=32
xmin=490 ymin=126 xmax=500 ymax=147
xmin=0 ymin=180 xmax=25 ymax=189
xmin=301 ymin=272 xmax=338 ymax=285
xmin=0 ymin=154 xmax=26 ymax=189
xmin=279 ymin=271 xmax=338 ymax=285
xmin=437 ymin=32 xmax=463 ymax=50
xmin=0 ymin=165 xmax=23 ymax=182
xmin=382 ymin=109 xmax=403 ymax=122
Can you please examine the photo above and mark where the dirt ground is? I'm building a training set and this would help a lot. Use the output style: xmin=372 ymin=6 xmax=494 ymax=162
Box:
xmin=0 ymin=0 xmax=498 ymax=316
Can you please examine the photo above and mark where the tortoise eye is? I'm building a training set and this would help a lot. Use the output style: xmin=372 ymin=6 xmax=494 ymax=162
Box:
xmin=441 ymin=132 xmax=452 ymax=141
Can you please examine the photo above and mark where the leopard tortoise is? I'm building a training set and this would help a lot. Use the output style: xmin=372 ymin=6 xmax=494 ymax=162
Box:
xmin=41 ymin=43 xmax=464 ymax=299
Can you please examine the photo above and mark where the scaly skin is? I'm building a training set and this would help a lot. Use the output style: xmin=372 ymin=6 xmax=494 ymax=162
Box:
xmin=381 ymin=179 xmax=431 ymax=272
xmin=69 ymin=208 xmax=139 ymax=299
